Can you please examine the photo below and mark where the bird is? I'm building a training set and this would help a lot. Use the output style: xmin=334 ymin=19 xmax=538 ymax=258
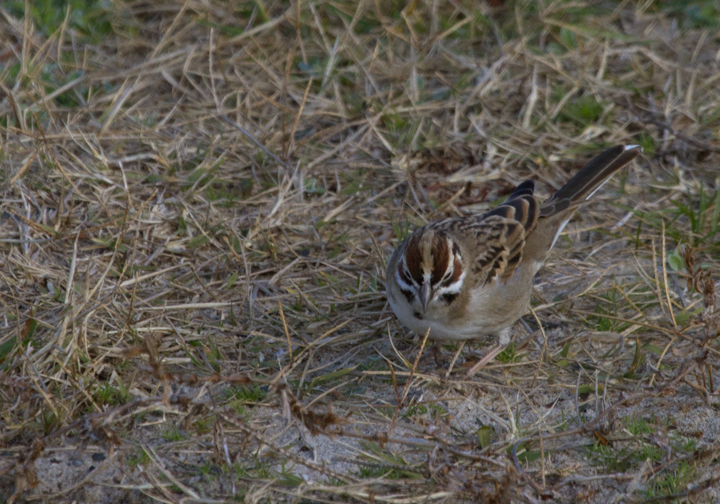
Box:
xmin=386 ymin=144 xmax=642 ymax=344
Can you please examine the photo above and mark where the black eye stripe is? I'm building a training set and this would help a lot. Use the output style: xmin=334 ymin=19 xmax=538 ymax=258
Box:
xmin=400 ymin=265 xmax=415 ymax=286
xmin=440 ymin=276 xmax=454 ymax=288
xmin=439 ymin=292 xmax=459 ymax=304
xmin=401 ymin=288 xmax=415 ymax=303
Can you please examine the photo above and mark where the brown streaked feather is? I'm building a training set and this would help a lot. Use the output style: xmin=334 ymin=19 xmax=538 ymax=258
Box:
xmin=483 ymin=181 xmax=539 ymax=234
xmin=463 ymin=215 xmax=527 ymax=287
xmin=417 ymin=180 xmax=542 ymax=289
xmin=431 ymin=244 xmax=450 ymax=285
xmin=404 ymin=230 xmax=451 ymax=285
xmin=404 ymin=234 xmax=424 ymax=284
xmin=459 ymin=180 xmax=541 ymax=286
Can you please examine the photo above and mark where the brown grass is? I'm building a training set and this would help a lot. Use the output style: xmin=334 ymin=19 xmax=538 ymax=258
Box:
xmin=1 ymin=1 xmax=719 ymax=502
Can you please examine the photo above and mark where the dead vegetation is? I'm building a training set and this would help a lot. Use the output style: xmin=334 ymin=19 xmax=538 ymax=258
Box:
xmin=1 ymin=0 xmax=719 ymax=502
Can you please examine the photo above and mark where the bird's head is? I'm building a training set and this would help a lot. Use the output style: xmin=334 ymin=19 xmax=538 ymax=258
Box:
xmin=395 ymin=230 xmax=465 ymax=313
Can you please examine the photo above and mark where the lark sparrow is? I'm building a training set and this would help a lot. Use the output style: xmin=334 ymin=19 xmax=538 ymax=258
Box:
xmin=386 ymin=145 xmax=642 ymax=342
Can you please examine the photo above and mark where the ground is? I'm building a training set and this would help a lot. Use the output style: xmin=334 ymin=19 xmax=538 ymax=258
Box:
xmin=1 ymin=1 xmax=719 ymax=503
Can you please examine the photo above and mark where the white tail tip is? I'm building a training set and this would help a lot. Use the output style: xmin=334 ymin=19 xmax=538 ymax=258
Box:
xmin=624 ymin=144 xmax=643 ymax=151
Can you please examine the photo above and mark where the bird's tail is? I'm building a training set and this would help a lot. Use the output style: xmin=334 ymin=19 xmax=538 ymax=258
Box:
xmin=541 ymin=145 xmax=642 ymax=217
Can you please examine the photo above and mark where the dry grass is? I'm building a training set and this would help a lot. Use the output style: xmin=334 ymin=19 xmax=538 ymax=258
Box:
xmin=1 ymin=1 xmax=720 ymax=502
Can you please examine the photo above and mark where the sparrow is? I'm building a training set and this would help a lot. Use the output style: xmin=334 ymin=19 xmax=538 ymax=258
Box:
xmin=386 ymin=144 xmax=642 ymax=342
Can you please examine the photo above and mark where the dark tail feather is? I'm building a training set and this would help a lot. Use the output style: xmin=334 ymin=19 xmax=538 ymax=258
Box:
xmin=482 ymin=179 xmax=539 ymax=234
xmin=541 ymin=145 xmax=642 ymax=216
xmin=507 ymin=180 xmax=535 ymax=199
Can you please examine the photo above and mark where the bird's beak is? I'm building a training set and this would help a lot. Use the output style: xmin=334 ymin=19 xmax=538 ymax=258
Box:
xmin=419 ymin=282 xmax=432 ymax=313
